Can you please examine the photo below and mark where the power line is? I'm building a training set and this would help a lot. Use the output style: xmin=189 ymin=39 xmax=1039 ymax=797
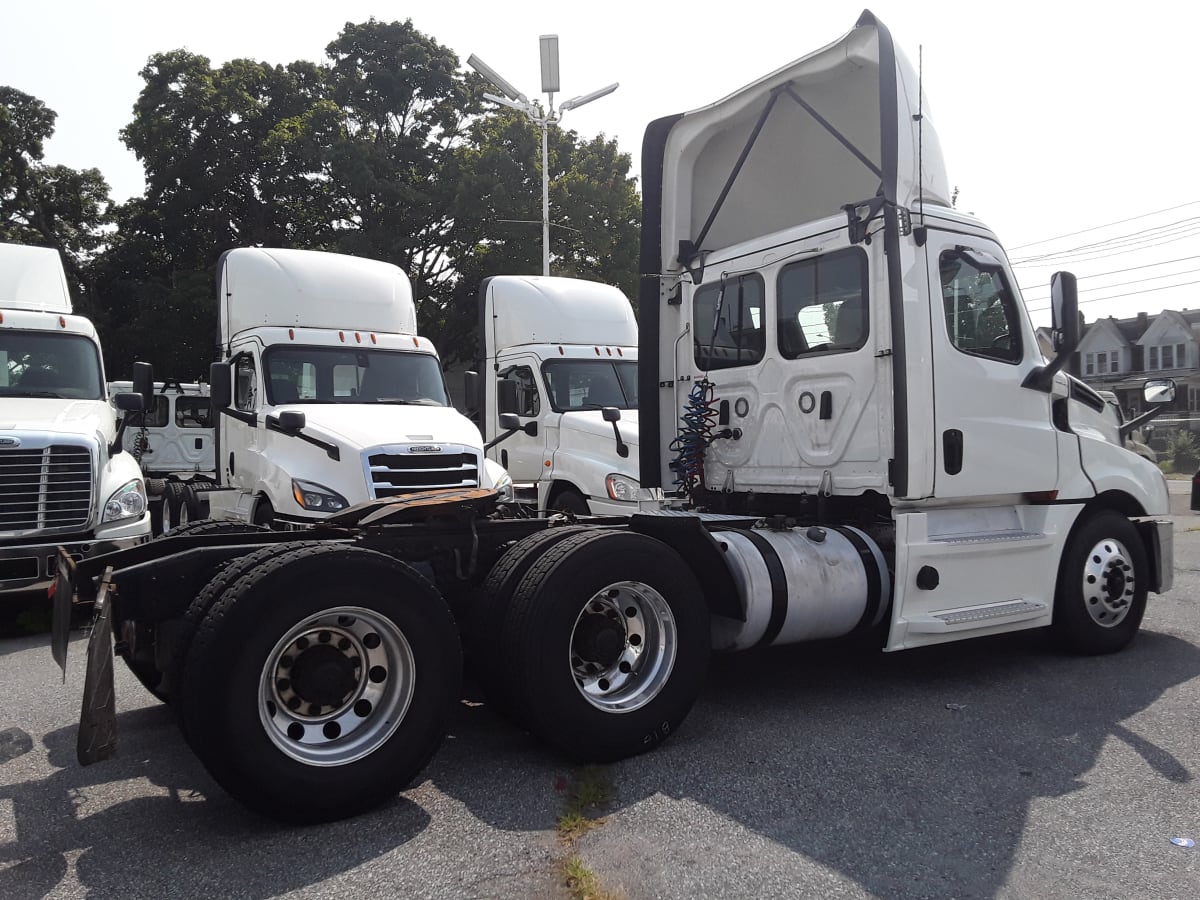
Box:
xmin=1026 ymin=278 xmax=1200 ymax=312
xmin=1011 ymin=217 xmax=1200 ymax=266
xmin=1020 ymin=255 xmax=1200 ymax=303
xmin=1006 ymin=199 xmax=1200 ymax=252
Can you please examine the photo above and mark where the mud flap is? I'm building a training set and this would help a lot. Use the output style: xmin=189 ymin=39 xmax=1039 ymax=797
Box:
xmin=49 ymin=549 xmax=76 ymax=682
xmin=77 ymin=573 xmax=117 ymax=766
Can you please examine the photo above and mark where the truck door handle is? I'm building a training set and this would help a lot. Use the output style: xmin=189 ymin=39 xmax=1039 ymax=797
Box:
xmin=819 ymin=391 xmax=833 ymax=420
xmin=195 ymin=438 xmax=203 ymax=449
xmin=943 ymin=429 xmax=963 ymax=475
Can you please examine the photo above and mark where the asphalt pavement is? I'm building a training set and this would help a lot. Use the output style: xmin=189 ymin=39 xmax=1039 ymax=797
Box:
xmin=1 ymin=498 xmax=1198 ymax=898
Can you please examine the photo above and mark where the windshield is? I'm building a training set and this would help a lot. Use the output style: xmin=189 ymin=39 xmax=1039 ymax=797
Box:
xmin=0 ymin=331 xmax=103 ymax=399
xmin=541 ymin=360 xmax=638 ymax=412
xmin=263 ymin=346 xmax=449 ymax=406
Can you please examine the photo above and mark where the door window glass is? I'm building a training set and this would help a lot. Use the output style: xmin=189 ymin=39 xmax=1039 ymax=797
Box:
xmin=693 ymin=274 xmax=765 ymax=370
xmin=233 ymin=355 xmax=258 ymax=411
xmin=777 ymin=249 xmax=869 ymax=358
xmin=500 ymin=366 xmax=540 ymax=416
xmin=175 ymin=397 xmax=213 ymax=428
xmin=940 ymin=250 xmax=1023 ymax=363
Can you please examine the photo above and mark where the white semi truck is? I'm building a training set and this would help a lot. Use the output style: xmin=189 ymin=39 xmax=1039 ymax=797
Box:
xmin=0 ymin=243 xmax=150 ymax=598
xmin=474 ymin=275 xmax=640 ymax=515
xmin=52 ymin=12 xmax=1172 ymax=825
xmin=204 ymin=247 xmax=511 ymax=526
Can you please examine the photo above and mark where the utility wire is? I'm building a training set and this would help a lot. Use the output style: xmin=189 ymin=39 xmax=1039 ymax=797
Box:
xmin=1006 ymin=199 xmax=1200 ymax=251
xmin=1026 ymin=278 xmax=1200 ymax=312
xmin=1011 ymin=217 xmax=1200 ymax=266
xmin=1020 ymin=256 xmax=1200 ymax=303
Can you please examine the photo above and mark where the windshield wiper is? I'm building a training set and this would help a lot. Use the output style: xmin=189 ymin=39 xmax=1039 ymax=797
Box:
xmin=8 ymin=391 xmax=66 ymax=399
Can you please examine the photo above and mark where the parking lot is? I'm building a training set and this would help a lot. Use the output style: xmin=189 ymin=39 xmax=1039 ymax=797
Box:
xmin=1 ymin=493 xmax=1197 ymax=899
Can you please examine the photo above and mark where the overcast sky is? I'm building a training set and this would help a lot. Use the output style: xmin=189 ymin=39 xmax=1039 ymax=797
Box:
xmin=2 ymin=0 xmax=1196 ymax=327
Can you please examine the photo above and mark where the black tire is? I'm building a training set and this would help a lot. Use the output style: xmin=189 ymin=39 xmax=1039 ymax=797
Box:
xmin=504 ymin=530 xmax=710 ymax=762
xmin=1052 ymin=510 xmax=1148 ymax=655
xmin=119 ymin=653 xmax=169 ymax=703
xmin=465 ymin=525 xmax=594 ymax=716
xmin=550 ymin=488 xmax=589 ymax=515
xmin=149 ymin=496 xmax=168 ymax=538
xmin=253 ymin=496 xmax=275 ymax=528
xmin=165 ymin=482 xmax=201 ymax=531
xmin=178 ymin=543 xmax=461 ymax=823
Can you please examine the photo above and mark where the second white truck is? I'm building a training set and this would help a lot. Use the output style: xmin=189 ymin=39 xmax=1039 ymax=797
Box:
xmin=474 ymin=275 xmax=640 ymax=514
xmin=208 ymin=247 xmax=511 ymax=526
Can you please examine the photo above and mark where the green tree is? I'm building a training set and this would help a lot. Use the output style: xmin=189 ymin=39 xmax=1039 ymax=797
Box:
xmin=0 ymin=86 xmax=112 ymax=300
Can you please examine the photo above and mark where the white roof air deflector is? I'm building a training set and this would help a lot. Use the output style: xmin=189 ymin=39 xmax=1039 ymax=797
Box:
xmin=0 ymin=244 xmax=73 ymax=313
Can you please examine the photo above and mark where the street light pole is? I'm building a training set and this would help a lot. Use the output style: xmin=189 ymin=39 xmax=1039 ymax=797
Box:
xmin=468 ymin=38 xmax=617 ymax=278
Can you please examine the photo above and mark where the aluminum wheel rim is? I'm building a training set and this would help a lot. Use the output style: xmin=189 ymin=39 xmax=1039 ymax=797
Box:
xmin=258 ymin=605 xmax=415 ymax=766
xmin=1081 ymin=537 xmax=1137 ymax=628
xmin=568 ymin=580 xmax=677 ymax=713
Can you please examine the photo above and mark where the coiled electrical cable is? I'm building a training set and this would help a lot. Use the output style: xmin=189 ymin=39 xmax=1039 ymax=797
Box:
xmin=668 ymin=378 xmax=718 ymax=496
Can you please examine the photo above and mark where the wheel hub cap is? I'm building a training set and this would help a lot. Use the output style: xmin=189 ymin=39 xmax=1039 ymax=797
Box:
xmin=1082 ymin=538 xmax=1136 ymax=628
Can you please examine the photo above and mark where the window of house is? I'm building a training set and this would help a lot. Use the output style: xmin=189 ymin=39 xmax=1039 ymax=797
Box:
xmin=1110 ymin=351 xmax=1120 ymax=374
xmin=1149 ymin=346 xmax=1159 ymax=369
xmin=1085 ymin=354 xmax=1095 ymax=375
xmin=776 ymin=248 xmax=869 ymax=358
xmin=1177 ymin=343 xmax=1186 ymax=368
xmin=1096 ymin=354 xmax=1107 ymax=375
xmin=693 ymin=274 xmax=765 ymax=370
xmin=939 ymin=249 xmax=1022 ymax=363
xmin=1162 ymin=345 xmax=1174 ymax=368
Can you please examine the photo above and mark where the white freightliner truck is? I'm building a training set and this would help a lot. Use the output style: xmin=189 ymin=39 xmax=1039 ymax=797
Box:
xmin=0 ymin=243 xmax=150 ymax=597
xmin=204 ymin=247 xmax=511 ymax=527
xmin=473 ymin=275 xmax=640 ymax=515
xmin=51 ymin=11 xmax=1173 ymax=825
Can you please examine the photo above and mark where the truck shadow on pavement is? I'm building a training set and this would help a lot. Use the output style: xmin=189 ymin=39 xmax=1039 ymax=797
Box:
xmin=436 ymin=628 xmax=1200 ymax=898
xmin=0 ymin=702 xmax=430 ymax=899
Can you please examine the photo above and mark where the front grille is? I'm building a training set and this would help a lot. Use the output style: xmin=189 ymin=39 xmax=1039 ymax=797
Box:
xmin=0 ymin=445 xmax=93 ymax=532
xmin=367 ymin=448 xmax=480 ymax=498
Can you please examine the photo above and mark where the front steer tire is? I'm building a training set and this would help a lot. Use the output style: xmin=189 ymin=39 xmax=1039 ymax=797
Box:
xmin=1052 ymin=510 xmax=1149 ymax=655
xmin=503 ymin=530 xmax=710 ymax=763
xmin=177 ymin=543 xmax=461 ymax=823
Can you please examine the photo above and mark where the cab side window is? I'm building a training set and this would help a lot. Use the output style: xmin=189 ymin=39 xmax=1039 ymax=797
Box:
xmin=693 ymin=274 xmax=765 ymax=370
xmin=176 ymin=397 xmax=213 ymax=428
xmin=233 ymin=355 xmax=258 ymax=411
xmin=940 ymin=250 xmax=1023 ymax=363
xmin=144 ymin=395 xmax=169 ymax=428
xmin=500 ymin=366 xmax=540 ymax=416
xmin=777 ymin=249 xmax=869 ymax=358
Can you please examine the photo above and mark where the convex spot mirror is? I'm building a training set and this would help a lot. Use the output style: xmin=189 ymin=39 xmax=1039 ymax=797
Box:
xmin=1144 ymin=378 xmax=1176 ymax=405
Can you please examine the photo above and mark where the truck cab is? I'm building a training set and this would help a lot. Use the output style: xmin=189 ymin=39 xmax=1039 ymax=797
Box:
xmin=0 ymin=243 xmax=150 ymax=594
xmin=476 ymin=275 xmax=639 ymax=514
xmin=210 ymin=248 xmax=510 ymax=526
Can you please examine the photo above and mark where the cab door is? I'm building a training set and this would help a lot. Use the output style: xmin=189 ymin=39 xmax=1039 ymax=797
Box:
xmin=492 ymin=358 xmax=552 ymax=482
xmin=926 ymin=233 xmax=1058 ymax=497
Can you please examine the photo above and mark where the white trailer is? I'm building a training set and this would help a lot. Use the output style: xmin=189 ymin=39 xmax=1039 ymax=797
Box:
xmin=0 ymin=244 xmax=150 ymax=597
xmin=206 ymin=247 xmax=511 ymax=526
xmin=474 ymin=275 xmax=640 ymax=514
xmin=51 ymin=13 xmax=1173 ymax=825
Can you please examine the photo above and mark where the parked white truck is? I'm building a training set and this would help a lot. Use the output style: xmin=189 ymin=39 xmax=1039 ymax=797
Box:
xmin=0 ymin=243 xmax=150 ymax=596
xmin=474 ymin=275 xmax=639 ymax=514
xmin=52 ymin=12 xmax=1173 ymax=825
xmin=205 ymin=247 xmax=511 ymax=526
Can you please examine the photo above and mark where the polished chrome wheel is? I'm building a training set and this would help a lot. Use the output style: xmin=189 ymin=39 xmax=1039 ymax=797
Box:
xmin=258 ymin=606 xmax=415 ymax=766
xmin=1081 ymin=536 xmax=1137 ymax=628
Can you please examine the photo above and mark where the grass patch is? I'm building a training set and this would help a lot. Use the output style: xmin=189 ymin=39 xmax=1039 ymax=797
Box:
xmin=556 ymin=766 xmax=620 ymax=899
xmin=557 ymin=764 xmax=614 ymax=841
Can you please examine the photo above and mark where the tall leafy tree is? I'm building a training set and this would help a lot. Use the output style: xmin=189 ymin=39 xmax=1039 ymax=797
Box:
xmin=0 ymin=87 xmax=112 ymax=302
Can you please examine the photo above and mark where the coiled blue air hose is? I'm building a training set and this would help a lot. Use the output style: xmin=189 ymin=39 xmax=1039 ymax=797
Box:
xmin=668 ymin=378 xmax=718 ymax=496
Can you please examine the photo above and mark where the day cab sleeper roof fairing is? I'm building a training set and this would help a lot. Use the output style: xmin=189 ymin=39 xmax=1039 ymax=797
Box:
xmin=637 ymin=10 xmax=951 ymax=496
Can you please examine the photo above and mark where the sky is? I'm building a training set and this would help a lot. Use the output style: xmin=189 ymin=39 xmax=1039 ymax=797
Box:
xmin=2 ymin=0 xmax=1197 ymax=328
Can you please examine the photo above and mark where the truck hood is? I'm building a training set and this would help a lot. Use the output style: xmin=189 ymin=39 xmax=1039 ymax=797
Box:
xmin=560 ymin=409 xmax=640 ymax=447
xmin=281 ymin=404 xmax=485 ymax=451
xmin=0 ymin=398 xmax=114 ymax=441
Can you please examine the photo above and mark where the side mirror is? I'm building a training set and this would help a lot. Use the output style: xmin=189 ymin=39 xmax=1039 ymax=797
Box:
xmin=1144 ymin=378 xmax=1176 ymax=405
xmin=497 ymin=379 xmax=519 ymax=415
xmin=1023 ymin=271 xmax=1080 ymax=393
xmin=499 ymin=412 xmax=521 ymax=431
xmin=464 ymin=371 xmax=480 ymax=412
xmin=1050 ymin=271 xmax=1079 ymax=354
xmin=114 ymin=392 xmax=144 ymax=412
xmin=602 ymin=406 xmax=622 ymax=423
xmin=209 ymin=362 xmax=232 ymax=410
xmin=277 ymin=410 xmax=306 ymax=432
xmin=132 ymin=361 xmax=154 ymax=410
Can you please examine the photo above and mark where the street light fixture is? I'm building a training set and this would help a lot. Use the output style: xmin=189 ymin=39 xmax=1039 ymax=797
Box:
xmin=468 ymin=36 xmax=618 ymax=277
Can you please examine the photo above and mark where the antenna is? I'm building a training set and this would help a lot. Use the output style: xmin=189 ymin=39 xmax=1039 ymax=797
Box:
xmin=917 ymin=45 xmax=925 ymax=229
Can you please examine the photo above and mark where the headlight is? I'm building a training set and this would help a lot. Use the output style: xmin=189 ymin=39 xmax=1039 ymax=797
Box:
xmin=291 ymin=479 xmax=350 ymax=512
xmin=493 ymin=470 xmax=515 ymax=503
xmin=606 ymin=474 xmax=640 ymax=502
xmin=102 ymin=479 xmax=147 ymax=522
